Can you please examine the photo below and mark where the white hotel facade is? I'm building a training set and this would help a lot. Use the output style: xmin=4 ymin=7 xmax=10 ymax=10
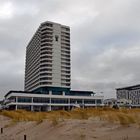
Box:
xmin=4 ymin=21 xmax=104 ymax=111
xmin=25 ymin=21 xmax=71 ymax=91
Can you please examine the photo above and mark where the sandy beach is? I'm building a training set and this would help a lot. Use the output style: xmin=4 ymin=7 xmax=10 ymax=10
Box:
xmin=0 ymin=114 xmax=140 ymax=140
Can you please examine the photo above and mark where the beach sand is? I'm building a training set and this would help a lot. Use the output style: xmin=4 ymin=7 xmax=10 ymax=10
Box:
xmin=0 ymin=115 xmax=140 ymax=140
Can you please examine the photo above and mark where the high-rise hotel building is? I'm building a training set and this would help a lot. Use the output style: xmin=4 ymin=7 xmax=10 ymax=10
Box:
xmin=3 ymin=21 xmax=104 ymax=111
xmin=25 ymin=21 xmax=71 ymax=92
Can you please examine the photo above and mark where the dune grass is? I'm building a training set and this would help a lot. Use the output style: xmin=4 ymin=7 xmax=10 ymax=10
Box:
xmin=0 ymin=108 xmax=140 ymax=125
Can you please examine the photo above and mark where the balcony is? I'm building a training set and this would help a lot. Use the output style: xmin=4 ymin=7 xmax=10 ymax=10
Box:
xmin=40 ymin=60 xmax=52 ymax=64
xmin=40 ymin=51 xmax=53 ymax=55
xmin=40 ymin=55 xmax=52 ymax=60
xmin=39 ymin=68 xmax=52 ymax=72
xmin=41 ymin=42 xmax=53 ymax=46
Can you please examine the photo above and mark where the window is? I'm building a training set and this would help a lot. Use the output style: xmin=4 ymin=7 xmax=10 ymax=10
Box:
xmin=51 ymin=98 xmax=68 ymax=104
xmin=55 ymin=35 xmax=59 ymax=41
xmin=40 ymin=77 xmax=52 ymax=80
xmin=33 ymin=97 xmax=49 ymax=103
xmin=96 ymin=99 xmax=102 ymax=104
xmin=70 ymin=99 xmax=82 ymax=104
xmin=84 ymin=99 xmax=95 ymax=104
xmin=18 ymin=97 xmax=32 ymax=103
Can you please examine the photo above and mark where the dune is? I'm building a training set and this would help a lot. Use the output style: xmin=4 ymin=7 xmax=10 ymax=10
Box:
xmin=0 ymin=108 xmax=140 ymax=140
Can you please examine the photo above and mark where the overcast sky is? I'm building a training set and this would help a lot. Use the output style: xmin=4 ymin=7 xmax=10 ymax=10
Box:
xmin=0 ymin=0 xmax=140 ymax=99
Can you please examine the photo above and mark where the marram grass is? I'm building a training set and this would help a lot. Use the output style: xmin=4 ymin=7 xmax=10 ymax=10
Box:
xmin=0 ymin=108 xmax=140 ymax=125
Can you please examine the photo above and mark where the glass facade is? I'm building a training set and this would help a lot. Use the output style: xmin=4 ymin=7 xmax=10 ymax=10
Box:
xmin=17 ymin=105 xmax=31 ymax=111
xmin=16 ymin=97 xmax=101 ymax=104
xmin=18 ymin=97 xmax=32 ymax=103
xmin=69 ymin=90 xmax=95 ymax=96
xmin=33 ymin=87 xmax=70 ymax=95
xmin=70 ymin=99 xmax=83 ymax=104
xmin=51 ymin=98 xmax=68 ymax=104
xmin=84 ymin=99 xmax=95 ymax=104
xmin=33 ymin=97 xmax=49 ymax=103
xmin=5 ymin=90 xmax=103 ymax=112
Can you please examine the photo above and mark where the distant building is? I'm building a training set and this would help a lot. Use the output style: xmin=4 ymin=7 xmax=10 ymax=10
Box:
xmin=116 ymin=84 xmax=140 ymax=107
xmin=116 ymin=99 xmax=132 ymax=107
xmin=104 ymin=98 xmax=117 ymax=107
xmin=3 ymin=21 xmax=104 ymax=111
xmin=104 ymin=98 xmax=132 ymax=108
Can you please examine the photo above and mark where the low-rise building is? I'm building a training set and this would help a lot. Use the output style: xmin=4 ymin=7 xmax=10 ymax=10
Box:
xmin=116 ymin=99 xmax=132 ymax=107
xmin=104 ymin=98 xmax=132 ymax=108
xmin=104 ymin=98 xmax=117 ymax=107
xmin=4 ymin=90 xmax=104 ymax=111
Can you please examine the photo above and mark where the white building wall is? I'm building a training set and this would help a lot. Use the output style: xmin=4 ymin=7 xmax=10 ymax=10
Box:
xmin=116 ymin=85 xmax=140 ymax=106
xmin=4 ymin=91 xmax=104 ymax=111
xmin=52 ymin=23 xmax=62 ymax=87
xmin=25 ymin=21 xmax=71 ymax=91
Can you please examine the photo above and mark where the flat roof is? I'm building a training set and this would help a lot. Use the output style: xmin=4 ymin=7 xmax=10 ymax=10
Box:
xmin=41 ymin=21 xmax=70 ymax=28
xmin=116 ymin=84 xmax=140 ymax=90
xmin=5 ymin=89 xmax=95 ymax=98
xmin=5 ymin=91 xmax=103 ymax=100
xmin=5 ymin=90 xmax=40 ymax=97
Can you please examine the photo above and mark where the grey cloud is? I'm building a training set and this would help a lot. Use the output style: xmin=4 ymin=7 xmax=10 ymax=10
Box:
xmin=1 ymin=0 xmax=140 ymax=99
